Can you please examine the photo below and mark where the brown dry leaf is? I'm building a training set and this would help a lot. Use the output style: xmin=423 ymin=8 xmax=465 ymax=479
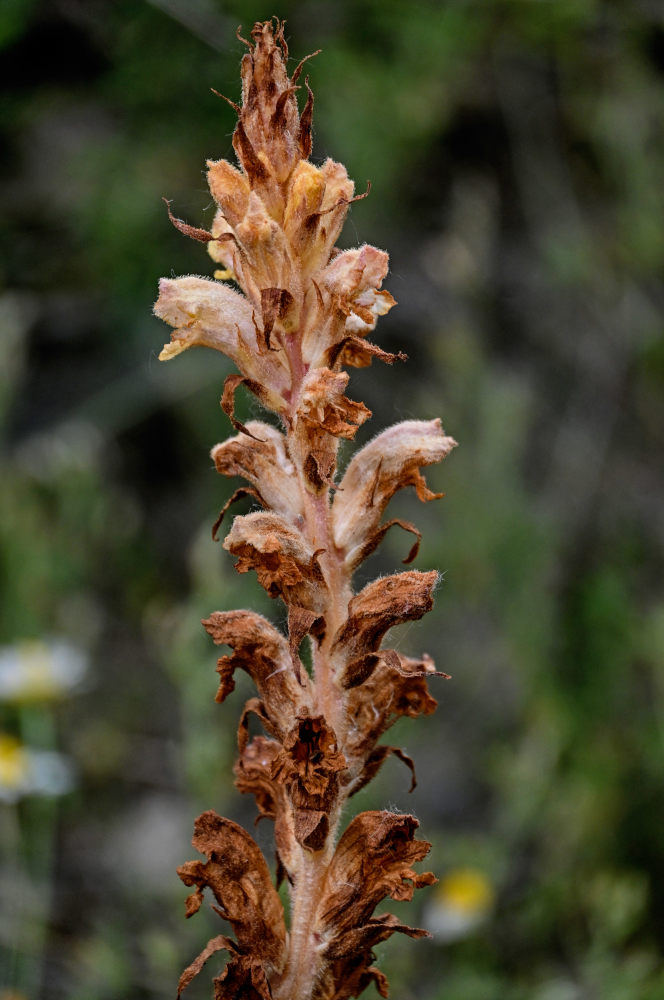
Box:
xmin=178 ymin=811 xmax=286 ymax=970
xmin=211 ymin=422 xmax=303 ymax=523
xmin=223 ymin=511 xmax=327 ymax=610
xmin=332 ymin=419 xmax=457 ymax=571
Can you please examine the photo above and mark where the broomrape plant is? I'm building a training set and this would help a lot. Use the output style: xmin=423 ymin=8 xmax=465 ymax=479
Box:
xmin=154 ymin=19 xmax=457 ymax=1000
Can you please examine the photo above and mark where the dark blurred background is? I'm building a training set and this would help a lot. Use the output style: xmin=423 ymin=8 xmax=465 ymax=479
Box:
xmin=1 ymin=1 xmax=664 ymax=997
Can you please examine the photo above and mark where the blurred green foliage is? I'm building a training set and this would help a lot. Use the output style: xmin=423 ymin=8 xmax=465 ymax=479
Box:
xmin=1 ymin=0 xmax=663 ymax=998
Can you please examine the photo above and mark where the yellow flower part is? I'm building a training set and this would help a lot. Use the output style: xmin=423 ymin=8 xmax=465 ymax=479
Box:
xmin=426 ymin=867 xmax=495 ymax=942
xmin=0 ymin=734 xmax=29 ymax=791
xmin=437 ymin=867 xmax=495 ymax=914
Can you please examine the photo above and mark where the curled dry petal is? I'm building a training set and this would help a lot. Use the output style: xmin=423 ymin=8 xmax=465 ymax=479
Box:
xmin=237 ymin=697 xmax=280 ymax=754
xmin=344 ymin=652 xmax=440 ymax=767
xmin=319 ymin=810 xmax=434 ymax=932
xmin=299 ymin=368 xmax=371 ymax=441
xmin=303 ymin=243 xmax=394 ymax=366
xmin=234 ymin=735 xmax=283 ymax=821
xmin=178 ymin=934 xmax=235 ymax=997
xmin=201 ymin=610 xmax=310 ymax=732
xmin=211 ymin=487 xmax=264 ymax=541
xmin=350 ymin=744 xmax=417 ymax=796
xmin=234 ymin=736 xmax=299 ymax=879
xmin=213 ymin=950 xmax=273 ymax=1000
xmin=322 ymin=245 xmax=390 ymax=301
xmin=296 ymin=367 xmax=371 ymax=493
xmin=309 ymin=810 xmax=434 ymax=996
xmin=260 ymin=287 xmax=298 ymax=350
xmin=177 ymin=811 xmax=286 ymax=970
xmin=315 ymin=912 xmax=427 ymax=1000
xmin=271 ymin=714 xmax=347 ymax=850
xmin=211 ymin=422 xmax=303 ymax=523
xmin=287 ymin=605 xmax=325 ymax=673
xmin=333 ymin=419 xmax=457 ymax=570
xmin=224 ymin=511 xmax=327 ymax=611
xmin=331 ymin=570 xmax=439 ymax=664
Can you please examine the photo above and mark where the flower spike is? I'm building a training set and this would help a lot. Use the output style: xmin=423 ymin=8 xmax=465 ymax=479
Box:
xmin=154 ymin=19 xmax=457 ymax=1000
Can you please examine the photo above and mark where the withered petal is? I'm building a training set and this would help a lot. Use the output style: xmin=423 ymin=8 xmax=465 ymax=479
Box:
xmin=270 ymin=713 xmax=347 ymax=851
xmin=332 ymin=335 xmax=407 ymax=369
xmin=260 ymin=287 xmax=296 ymax=350
xmin=287 ymin=604 xmax=325 ymax=680
xmin=178 ymin=934 xmax=236 ymax=997
xmin=211 ymin=422 xmax=303 ymax=523
xmin=237 ymin=697 xmax=281 ymax=754
xmin=213 ymin=952 xmax=273 ymax=1000
xmin=221 ymin=374 xmax=270 ymax=439
xmin=344 ymin=652 xmax=441 ymax=761
xmin=325 ymin=912 xmax=429 ymax=960
xmin=202 ymin=610 xmax=292 ymax=694
xmin=339 ymin=648 xmax=402 ymax=690
xmin=331 ymin=570 xmax=438 ymax=662
xmin=234 ymin=735 xmax=284 ymax=822
xmin=212 ymin=486 xmax=265 ymax=541
xmin=348 ymin=516 xmax=422 ymax=572
xmin=318 ymin=810 xmax=434 ymax=936
xmin=178 ymin=810 xmax=286 ymax=968
xmin=223 ymin=511 xmax=326 ymax=610
xmin=299 ymin=368 xmax=371 ymax=441
xmin=350 ymin=744 xmax=417 ymax=796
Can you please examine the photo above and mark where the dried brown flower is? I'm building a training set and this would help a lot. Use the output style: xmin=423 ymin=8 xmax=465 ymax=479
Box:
xmin=155 ymin=18 xmax=457 ymax=1000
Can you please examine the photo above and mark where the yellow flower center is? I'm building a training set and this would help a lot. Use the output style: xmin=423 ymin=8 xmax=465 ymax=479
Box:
xmin=437 ymin=868 xmax=495 ymax=915
xmin=0 ymin=734 xmax=29 ymax=789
